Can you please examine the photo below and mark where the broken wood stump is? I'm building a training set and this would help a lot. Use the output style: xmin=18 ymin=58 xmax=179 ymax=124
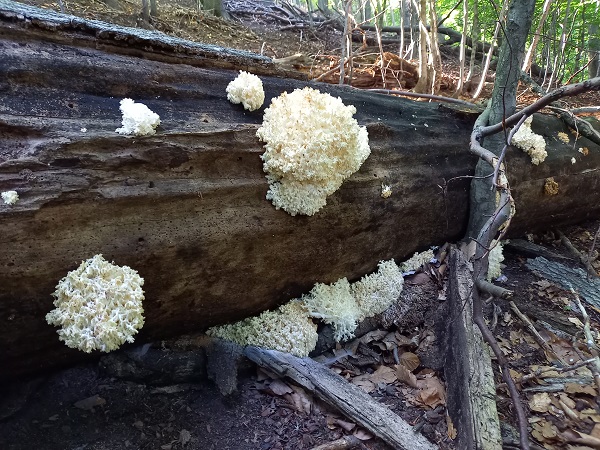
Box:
xmin=1 ymin=0 xmax=600 ymax=380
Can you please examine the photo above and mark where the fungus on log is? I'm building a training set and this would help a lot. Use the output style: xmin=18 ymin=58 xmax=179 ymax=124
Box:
xmin=1 ymin=0 xmax=600 ymax=380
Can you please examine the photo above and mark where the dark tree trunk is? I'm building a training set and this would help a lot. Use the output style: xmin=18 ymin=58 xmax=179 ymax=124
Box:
xmin=1 ymin=0 xmax=600 ymax=381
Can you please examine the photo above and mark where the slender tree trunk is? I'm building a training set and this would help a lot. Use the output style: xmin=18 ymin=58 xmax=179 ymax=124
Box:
xmin=467 ymin=0 xmax=537 ymax=238
xmin=150 ymin=0 xmax=157 ymax=17
xmin=413 ymin=0 xmax=429 ymax=93
xmin=522 ymin=0 xmax=553 ymax=73
xmin=589 ymin=2 xmax=600 ymax=78
xmin=466 ymin=0 xmax=479 ymax=83
xmin=473 ymin=0 xmax=508 ymax=99
xmin=141 ymin=0 xmax=149 ymax=22
xmin=427 ymin=0 xmax=442 ymax=93
xmin=455 ymin=0 xmax=468 ymax=96
xmin=546 ymin=0 xmax=571 ymax=90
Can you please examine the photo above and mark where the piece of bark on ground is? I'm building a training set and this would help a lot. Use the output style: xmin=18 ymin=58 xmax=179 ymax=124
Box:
xmin=526 ymin=257 xmax=600 ymax=308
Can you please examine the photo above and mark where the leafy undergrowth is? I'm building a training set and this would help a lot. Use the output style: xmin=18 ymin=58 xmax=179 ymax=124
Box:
xmin=493 ymin=222 xmax=600 ymax=450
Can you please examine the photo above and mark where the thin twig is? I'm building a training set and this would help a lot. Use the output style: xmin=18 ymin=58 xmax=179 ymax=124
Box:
xmin=509 ymin=301 xmax=565 ymax=364
xmin=558 ymin=230 xmax=597 ymax=278
xmin=497 ymin=358 xmax=595 ymax=388
xmin=572 ymin=289 xmax=600 ymax=395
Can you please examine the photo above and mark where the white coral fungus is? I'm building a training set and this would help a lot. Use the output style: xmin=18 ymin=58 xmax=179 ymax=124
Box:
xmin=209 ymin=259 xmax=404 ymax=351
xmin=1 ymin=190 xmax=19 ymax=205
xmin=207 ymin=301 xmax=317 ymax=357
xmin=226 ymin=71 xmax=265 ymax=111
xmin=511 ymin=116 xmax=547 ymax=165
xmin=116 ymin=98 xmax=160 ymax=136
xmin=487 ymin=241 xmax=505 ymax=282
xmin=304 ymin=259 xmax=403 ymax=341
xmin=302 ymin=278 xmax=359 ymax=342
xmin=352 ymin=260 xmax=404 ymax=321
xmin=381 ymin=184 xmax=392 ymax=198
xmin=46 ymin=254 xmax=145 ymax=353
xmin=257 ymin=87 xmax=371 ymax=216
xmin=400 ymin=249 xmax=435 ymax=273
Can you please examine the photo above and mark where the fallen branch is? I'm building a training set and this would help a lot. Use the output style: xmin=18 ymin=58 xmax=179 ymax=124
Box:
xmin=243 ymin=346 xmax=437 ymax=450
xmin=557 ymin=230 xmax=598 ymax=278
xmin=509 ymin=301 xmax=564 ymax=364
xmin=310 ymin=435 xmax=365 ymax=450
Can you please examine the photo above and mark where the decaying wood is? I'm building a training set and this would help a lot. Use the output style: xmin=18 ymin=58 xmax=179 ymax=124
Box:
xmin=504 ymin=239 xmax=572 ymax=261
xmin=310 ymin=435 xmax=365 ymax=450
xmin=244 ymin=346 xmax=437 ymax=450
xmin=1 ymin=1 xmax=600 ymax=381
xmin=526 ymin=257 xmax=600 ymax=308
xmin=444 ymin=247 xmax=502 ymax=450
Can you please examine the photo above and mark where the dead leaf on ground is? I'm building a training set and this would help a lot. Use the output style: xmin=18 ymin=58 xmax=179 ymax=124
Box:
xmin=350 ymin=374 xmax=375 ymax=393
xmin=266 ymin=379 xmax=293 ymax=396
xmin=359 ymin=330 xmax=388 ymax=344
xmin=565 ymin=383 xmax=597 ymax=396
xmin=531 ymin=419 xmax=560 ymax=444
xmin=73 ymin=394 xmax=106 ymax=411
xmin=286 ymin=384 xmax=313 ymax=414
xmin=395 ymin=364 xmax=418 ymax=388
xmin=353 ymin=428 xmax=373 ymax=441
xmin=529 ymin=392 xmax=552 ymax=413
xmin=370 ymin=365 xmax=397 ymax=385
xmin=414 ymin=376 xmax=446 ymax=408
xmin=446 ymin=412 xmax=457 ymax=439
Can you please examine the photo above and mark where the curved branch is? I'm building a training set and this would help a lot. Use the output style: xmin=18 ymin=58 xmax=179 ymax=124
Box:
xmin=481 ymin=76 xmax=600 ymax=138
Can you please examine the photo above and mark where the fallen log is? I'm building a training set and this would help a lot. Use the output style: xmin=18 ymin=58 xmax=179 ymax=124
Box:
xmin=1 ymin=0 xmax=600 ymax=380
xmin=244 ymin=346 xmax=438 ymax=450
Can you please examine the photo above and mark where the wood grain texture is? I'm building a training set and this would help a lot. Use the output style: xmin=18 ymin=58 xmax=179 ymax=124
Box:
xmin=445 ymin=248 xmax=502 ymax=450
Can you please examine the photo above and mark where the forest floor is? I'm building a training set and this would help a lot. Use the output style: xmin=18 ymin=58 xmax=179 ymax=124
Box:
xmin=2 ymin=1 xmax=600 ymax=450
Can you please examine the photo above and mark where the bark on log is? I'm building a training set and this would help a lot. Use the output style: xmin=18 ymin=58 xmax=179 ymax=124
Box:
xmin=1 ymin=1 xmax=600 ymax=380
xmin=445 ymin=247 xmax=502 ymax=450
xmin=244 ymin=346 xmax=437 ymax=450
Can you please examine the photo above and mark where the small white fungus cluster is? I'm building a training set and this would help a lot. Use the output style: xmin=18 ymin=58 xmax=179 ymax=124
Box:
xmin=381 ymin=184 xmax=392 ymax=198
xmin=46 ymin=254 xmax=145 ymax=353
xmin=400 ymin=249 xmax=435 ymax=272
xmin=511 ymin=116 xmax=547 ymax=165
xmin=116 ymin=98 xmax=160 ymax=136
xmin=1 ymin=190 xmax=19 ymax=205
xmin=352 ymin=260 xmax=404 ymax=321
xmin=209 ymin=259 xmax=404 ymax=351
xmin=207 ymin=301 xmax=318 ymax=357
xmin=486 ymin=241 xmax=505 ymax=282
xmin=302 ymin=278 xmax=360 ymax=342
xmin=303 ymin=259 xmax=404 ymax=341
xmin=226 ymin=71 xmax=265 ymax=111
xmin=257 ymin=87 xmax=371 ymax=216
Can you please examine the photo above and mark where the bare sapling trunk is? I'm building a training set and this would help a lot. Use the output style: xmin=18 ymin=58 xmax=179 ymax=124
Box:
xmin=466 ymin=0 xmax=479 ymax=84
xmin=522 ymin=0 xmax=554 ymax=73
xmin=454 ymin=0 xmax=468 ymax=96
xmin=472 ymin=0 xmax=509 ymax=99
